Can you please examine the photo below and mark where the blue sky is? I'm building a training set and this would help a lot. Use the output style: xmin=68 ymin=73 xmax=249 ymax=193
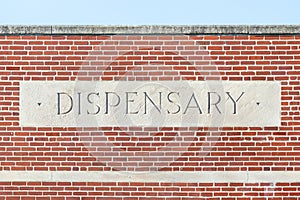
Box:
xmin=0 ymin=0 xmax=299 ymax=25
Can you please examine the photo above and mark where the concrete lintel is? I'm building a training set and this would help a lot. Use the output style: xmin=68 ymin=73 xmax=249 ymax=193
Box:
xmin=0 ymin=171 xmax=298 ymax=182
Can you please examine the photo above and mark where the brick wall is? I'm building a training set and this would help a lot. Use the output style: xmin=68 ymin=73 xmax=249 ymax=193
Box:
xmin=0 ymin=25 xmax=299 ymax=199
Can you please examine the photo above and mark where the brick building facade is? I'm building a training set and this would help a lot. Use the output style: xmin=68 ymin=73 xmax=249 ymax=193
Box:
xmin=0 ymin=25 xmax=299 ymax=199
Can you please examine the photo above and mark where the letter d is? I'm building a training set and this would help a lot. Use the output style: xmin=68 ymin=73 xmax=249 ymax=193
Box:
xmin=57 ymin=92 xmax=73 ymax=115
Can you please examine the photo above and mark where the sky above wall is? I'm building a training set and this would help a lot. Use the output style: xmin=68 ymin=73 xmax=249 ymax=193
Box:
xmin=0 ymin=0 xmax=299 ymax=25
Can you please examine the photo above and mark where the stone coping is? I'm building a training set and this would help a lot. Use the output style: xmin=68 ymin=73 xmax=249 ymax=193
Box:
xmin=0 ymin=25 xmax=300 ymax=35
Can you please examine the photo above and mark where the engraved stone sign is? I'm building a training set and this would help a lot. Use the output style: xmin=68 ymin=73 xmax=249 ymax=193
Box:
xmin=20 ymin=81 xmax=281 ymax=127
